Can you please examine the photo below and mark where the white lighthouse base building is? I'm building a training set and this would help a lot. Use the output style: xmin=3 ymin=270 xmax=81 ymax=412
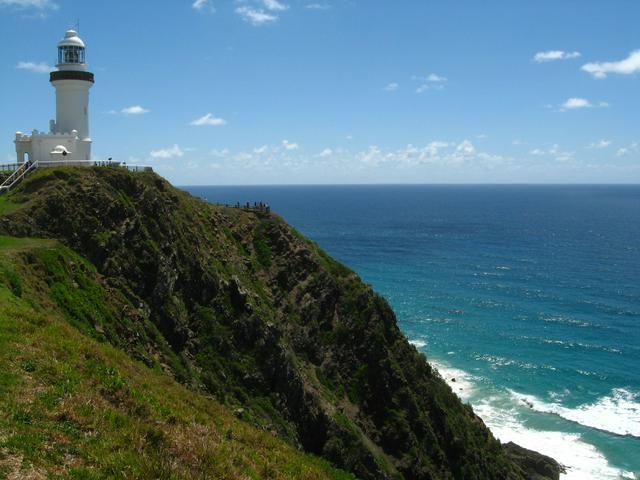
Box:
xmin=15 ymin=129 xmax=91 ymax=165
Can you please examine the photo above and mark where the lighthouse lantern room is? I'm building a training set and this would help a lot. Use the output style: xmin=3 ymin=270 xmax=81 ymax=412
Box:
xmin=14 ymin=29 xmax=95 ymax=165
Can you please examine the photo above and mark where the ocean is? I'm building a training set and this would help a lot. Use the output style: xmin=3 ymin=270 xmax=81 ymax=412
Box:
xmin=184 ymin=184 xmax=640 ymax=479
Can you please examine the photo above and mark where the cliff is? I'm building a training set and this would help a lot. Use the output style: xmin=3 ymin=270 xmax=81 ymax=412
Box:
xmin=0 ymin=236 xmax=353 ymax=479
xmin=0 ymin=167 xmax=561 ymax=479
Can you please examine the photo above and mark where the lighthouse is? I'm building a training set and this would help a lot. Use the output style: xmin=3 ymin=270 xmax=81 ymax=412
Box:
xmin=51 ymin=29 xmax=94 ymax=156
xmin=14 ymin=29 xmax=95 ymax=164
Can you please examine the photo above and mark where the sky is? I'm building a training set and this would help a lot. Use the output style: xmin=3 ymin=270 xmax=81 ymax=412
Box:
xmin=0 ymin=0 xmax=639 ymax=185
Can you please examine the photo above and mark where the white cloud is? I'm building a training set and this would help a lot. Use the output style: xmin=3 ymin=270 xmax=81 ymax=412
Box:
xmin=414 ymin=73 xmax=447 ymax=93
xmin=555 ymin=152 xmax=574 ymax=163
xmin=192 ymin=0 xmax=215 ymax=12
xmin=282 ymin=140 xmax=299 ymax=151
xmin=582 ymin=50 xmax=640 ymax=79
xmin=562 ymin=97 xmax=592 ymax=109
xmin=150 ymin=144 xmax=184 ymax=159
xmin=190 ymin=113 xmax=227 ymax=126
xmin=0 ymin=0 xmax=57 ymax=10
xmin=305 ymin=3 xmax=330 ymax=9
xmin=549 ymin=144 xmax=575 ymax=162
xmin=121 ymin=105 xmax=150 ymax=115
xmin=210 ymin=148 xmax=230 ymax=157
xmin=196 ymin=140 xmax=518 ymax=178
xmin=557 ymin=97 xmax=609 ymax=112
xmin=616 ymin=148 xmax=628 ymax=157
xmin=354 ymin=140 xmax=499 ymax=168
xmin=262 ymin=0 xmax=287 ymax=11
xmin=16 ymin=61 xmax=52 ymax=73
xmin=529 ymin=144 xmax=575 ymax=162
xmin=236 ymin=5 xmax=278 ymax=25
xmin=533 ymin=50 xmax=581 ymax=63
xmin=588 ymin=139 xmax=611 ymax=149
xmin=616 ymin=142 xmax=639 ymax=157
xmin=416 ymin=84 xmax=442 ymax=94
xmin=426 ymin=73 xmax=447 ymax=82
xmin=455 ymin=140 xmax=476 ymax=157
xmin=384 ymin=82 xmax=399 ymax=92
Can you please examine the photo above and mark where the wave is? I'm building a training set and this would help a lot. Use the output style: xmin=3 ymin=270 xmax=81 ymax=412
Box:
xmin=509 ymin=388 xmax=640 ymax=438
xmin=540 ymin=313 xmax=595 ymax=329
xmin=515 ymin=335 xmax=623 ymax=354
xmin=540 ymin=338 xmax=622 ymax=354
xmin=472 ymin=353 xmax=556 ymax=371
xmin=429 ymin=358 xmax=477 ymax=400
xmin=408 ymin=338 xmax=427 ymax=348
xmin=430 ymin=358 xmax=637 ymax=479
xmin=473 ymin=401 xmax=636 ymax=480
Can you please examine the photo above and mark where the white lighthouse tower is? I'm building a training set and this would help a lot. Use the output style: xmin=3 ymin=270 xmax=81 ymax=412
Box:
xmin=14 ymin=29 xmax=94 ymax=164
xmin=51 ymin=29 xmax=94 ymax=158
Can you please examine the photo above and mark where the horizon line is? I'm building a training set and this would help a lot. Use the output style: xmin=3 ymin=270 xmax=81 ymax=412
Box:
xmin=177 ymin=182 xmax=640 ymax=188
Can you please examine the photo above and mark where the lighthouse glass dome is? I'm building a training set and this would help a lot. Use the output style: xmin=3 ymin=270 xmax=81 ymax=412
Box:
xmin=58 ymin=45 xmax=85 ymax=64
xmin=57 ymin=30 xmax=86 ymax=65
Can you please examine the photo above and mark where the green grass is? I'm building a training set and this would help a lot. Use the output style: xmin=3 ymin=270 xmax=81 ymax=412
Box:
xmin=0 ymin=238 xmax=355 ymax=480
xmin=253 ymin=233 xmax=273 ymax=268
xmin=0 ymin=196 xmax=23 ymax=216
xmin=0 ymin=235 xmax=53 ymax=251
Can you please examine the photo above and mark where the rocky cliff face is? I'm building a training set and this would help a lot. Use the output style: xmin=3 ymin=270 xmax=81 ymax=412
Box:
xmin=0 ymin=167 xmax=561 ymax=480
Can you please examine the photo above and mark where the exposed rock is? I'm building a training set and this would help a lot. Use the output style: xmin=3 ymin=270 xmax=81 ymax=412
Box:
xmin=504 ymin=442 xmax=564 ymax=480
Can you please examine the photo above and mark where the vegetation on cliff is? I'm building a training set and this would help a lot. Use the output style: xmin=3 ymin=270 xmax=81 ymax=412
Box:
xmin=0 ymin=167 xmax=560 ymax=479
xmin=0 ymin=236 xmax=353 ymax=479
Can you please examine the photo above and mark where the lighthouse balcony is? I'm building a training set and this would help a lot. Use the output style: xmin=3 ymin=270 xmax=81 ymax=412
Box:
xmin=50 ymin=70 xmax=94 ymax=83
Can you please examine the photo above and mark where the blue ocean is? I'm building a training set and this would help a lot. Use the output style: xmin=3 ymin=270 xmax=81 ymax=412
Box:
xmin=185 ymin=185 xmax=640 ymax=479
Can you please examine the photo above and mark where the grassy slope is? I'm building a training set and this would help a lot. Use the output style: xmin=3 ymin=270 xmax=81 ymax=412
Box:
xmin=0 ymin=236 xmax=354 ymax=480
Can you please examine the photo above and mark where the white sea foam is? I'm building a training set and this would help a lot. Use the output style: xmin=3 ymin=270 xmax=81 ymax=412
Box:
xmin=541 ymin=313 xmax=593 ymax=328
xmin=430 ymin=358 xmax=637 ymax=479
xmin=473 ymin=353 xmax=544 ymax=370
xmin=474 ymin=402 xmax=636 ymax=480
xmin=541 ymin=338 xmax=622 ymax=354
xmin=409 ymin=338 xmax=427 ymax=348
xmin=429 ymin=359 xmax=477 ymax=401
xmin=509 ymin=388 xmax=640 ymax=438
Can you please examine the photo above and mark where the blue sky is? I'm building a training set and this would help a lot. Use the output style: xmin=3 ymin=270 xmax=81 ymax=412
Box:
xmin=1 ymin=0 xmax=639 ymax=184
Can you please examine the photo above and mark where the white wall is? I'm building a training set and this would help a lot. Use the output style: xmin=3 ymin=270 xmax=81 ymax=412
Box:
xmin=52 ymin=79 xmax=92 ymax=141
xmin=15 ymin=133 xmax=91 ymax=163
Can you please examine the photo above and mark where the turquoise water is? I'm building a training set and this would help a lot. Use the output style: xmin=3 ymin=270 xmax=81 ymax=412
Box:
xmin=186 ymin=185 xmax=640 ymax=479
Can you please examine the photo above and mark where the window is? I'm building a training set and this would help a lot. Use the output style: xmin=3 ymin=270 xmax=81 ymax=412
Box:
xmin=59 ymin=46 xmax=85 ymax=64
